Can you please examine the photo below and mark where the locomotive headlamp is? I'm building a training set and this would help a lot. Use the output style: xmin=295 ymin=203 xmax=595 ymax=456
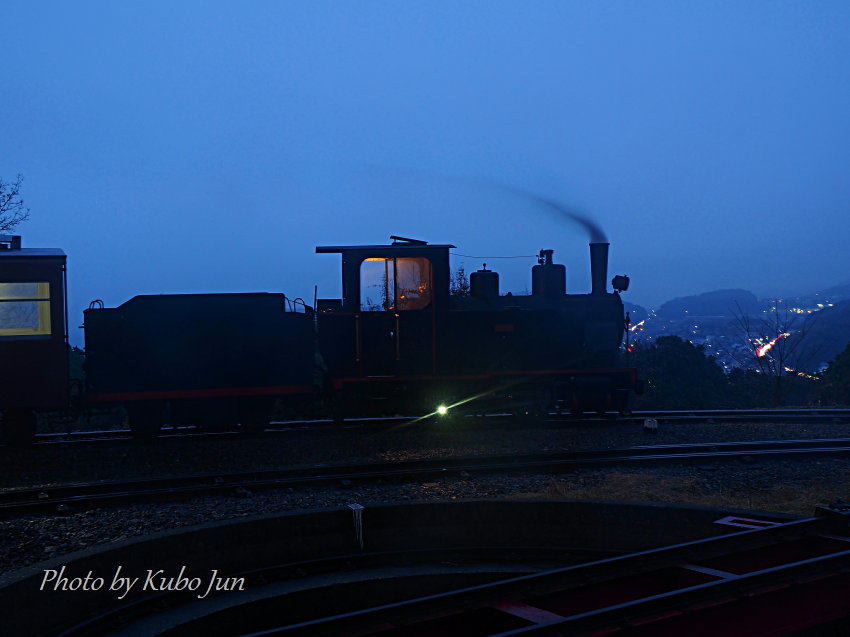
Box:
xmin=437 ymin=405 xmax=449 ymax=416
xmin=611 ymin=275 xmax=630 ymax=292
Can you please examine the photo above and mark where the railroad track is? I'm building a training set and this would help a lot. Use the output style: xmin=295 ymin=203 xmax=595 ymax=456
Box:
xmin=266 ymin=507 xmax=850 ymax=636
xmin=621 ymin=407 xmax=850 ymax=424
xmin=27 ymin=416 xmax=418 ymax=445
xmin=16 ymin=502 xmax=850 ymax=636
xmin=23 ymin=408 xmax=850 ymax=446
xmin=4 ymin=437 xmax=850 ymax=517
xmin=49 ymin=545 xmax=627 ymax=637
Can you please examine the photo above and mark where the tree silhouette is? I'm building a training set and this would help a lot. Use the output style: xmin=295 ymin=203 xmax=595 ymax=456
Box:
xmin=450 ymin=264 xmax=470 ymax=297
xmin=820 ymin=340 xmax=850 ymax=406
xmin=0 ymin=174 xmax=30 ymax=232
xmin=733 ymin=299 xmax=819 ymax=406
xmin=630 ymin=335 xmax=728 ymax=409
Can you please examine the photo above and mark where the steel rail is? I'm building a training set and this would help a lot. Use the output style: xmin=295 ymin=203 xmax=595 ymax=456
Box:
xmin=620 ymin=407 xmax=850 ymax=424
xmin=258 ymin=515 xmax=850 ymax=636
xmin=3 ymin=438 xmax=850 ymax=517
xmin=22 ymin=408 xmax=850 ymax=446
xmin=52 ymin=545 xmax=627 ymax=637
xmin=499 ymin=549 xmax=850 ymax=635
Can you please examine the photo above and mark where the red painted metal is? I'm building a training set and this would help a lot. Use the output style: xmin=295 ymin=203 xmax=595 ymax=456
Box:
xmin=493 ymin=601 xmax=564 ymax=624
xmin=714 ymin=516 xmax=782 ymax=530
xmin=330 ymin=367 xmax=637 ymax=390
xmin=87 ymin=384 xmax=315 ymax=403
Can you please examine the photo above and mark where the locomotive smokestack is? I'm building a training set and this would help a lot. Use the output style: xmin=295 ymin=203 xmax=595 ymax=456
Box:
xmin=589 ymin=242 xmax=609 ymax=295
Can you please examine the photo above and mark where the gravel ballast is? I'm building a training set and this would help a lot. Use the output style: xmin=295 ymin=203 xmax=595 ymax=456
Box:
xmin=2 ymin=419 xmax=850 ymax=575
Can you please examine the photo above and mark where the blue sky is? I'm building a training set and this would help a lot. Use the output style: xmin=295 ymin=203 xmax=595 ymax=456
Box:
xmin=2 ymin=1 xmax=849 ymax=344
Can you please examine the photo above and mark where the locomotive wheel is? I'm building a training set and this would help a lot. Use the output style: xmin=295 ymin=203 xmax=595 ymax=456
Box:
xmin=239 ymin=415 xmax=268 ymax=433
xmin=428 ymin=408 xmax=459 ymax=426
xmin=512 ymin=398 xmax=549 ymax=424
xmin=511 ymin=388 xmax=550 ymax=424
xmin=330 ymin=389 xmax=356 ymax=424
xmin=125 ymin=402 xmax=165 ymax=439
xmin=512 ymin=407 xmax=546 ymax=425
xmin=330 ymin=401 xmax=346 ymax=425
xmin=0 ymin=409 xmax=37 ymax=445
xmin=238 ymin=398 xmax=271 ymax=434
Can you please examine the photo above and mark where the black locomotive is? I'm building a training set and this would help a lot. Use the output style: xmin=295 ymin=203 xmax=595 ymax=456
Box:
xmin=0 ymin=234 xmax=637 ymax=441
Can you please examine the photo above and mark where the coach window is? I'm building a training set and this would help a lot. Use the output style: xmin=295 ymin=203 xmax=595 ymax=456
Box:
xmin=0 ymin=282 xmax=51 ymax=336
xmin=360 ymin=257 xmax=431 ymax=311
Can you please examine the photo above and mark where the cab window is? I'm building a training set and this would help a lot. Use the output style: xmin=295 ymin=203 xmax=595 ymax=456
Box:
xmin=0 ymin=282 xmax=51 ymax=336
xmin=360 ymin=257 xmax=431 ymax=311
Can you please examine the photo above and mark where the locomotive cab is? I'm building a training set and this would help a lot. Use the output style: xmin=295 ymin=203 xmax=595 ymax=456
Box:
xmin=0 ymin=235 xmax=68 ymax=443
xmin=316 ymin=236 xmax=454 ymax=314
xmin=316 ymin=236 xmax=455 ymax=382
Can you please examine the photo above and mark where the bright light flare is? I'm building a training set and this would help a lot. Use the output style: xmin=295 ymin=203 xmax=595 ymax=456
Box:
xmin=756 ymin=332 xmax=791 ymax=358
xmin=396 ymin=380 xmax=531 ymax=429
xmin=628 ymin=319 xmax=646 ymax=332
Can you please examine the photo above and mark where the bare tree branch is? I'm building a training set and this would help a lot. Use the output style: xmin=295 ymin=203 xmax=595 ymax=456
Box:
xmin=732 ymin=299 xmax=820 ymax=405
xmin=0 ymin=174 xmax=30 ymax=233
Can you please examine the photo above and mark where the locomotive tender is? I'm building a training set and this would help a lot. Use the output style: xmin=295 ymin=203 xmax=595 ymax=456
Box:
xmin=0 ymin=234 xmax=637 ymax=441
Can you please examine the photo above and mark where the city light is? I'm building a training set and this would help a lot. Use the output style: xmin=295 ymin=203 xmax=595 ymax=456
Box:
xmin=784 ymin=366 xmax=820 ymax=381
xmin=755 ymin=332 xmax=791 ymax=358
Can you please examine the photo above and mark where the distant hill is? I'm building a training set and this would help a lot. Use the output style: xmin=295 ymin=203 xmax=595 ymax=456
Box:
xmin=623 ymin=302 xmax=648 ymax=324
xmin=634 ymin=283 xmax=850 ymax=373
xmin=795 ymin=300 xmax=850 ymax=369
xmin=792 ymin=280 xmax=850 ymax=307
xmin=656 ymin=289 xmax=761 ymax=318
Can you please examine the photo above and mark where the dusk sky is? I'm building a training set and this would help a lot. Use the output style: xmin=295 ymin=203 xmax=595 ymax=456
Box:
xmin=3 ymin=1 xmax=849 ymax=345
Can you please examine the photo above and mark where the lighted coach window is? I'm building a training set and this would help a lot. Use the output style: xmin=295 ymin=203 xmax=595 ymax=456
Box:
xmin=0 ymin=282 xmax=51 ymax=336
xmin=360 ymin=257 xmax=431 ymax=311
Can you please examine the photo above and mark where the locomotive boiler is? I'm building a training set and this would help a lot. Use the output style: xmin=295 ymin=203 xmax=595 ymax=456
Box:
xmin=315 ymin=236 xmax=635 ymax=422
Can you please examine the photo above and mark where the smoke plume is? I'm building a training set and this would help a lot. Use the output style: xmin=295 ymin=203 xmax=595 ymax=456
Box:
xmin=497 ymin=184 xmax=608 ymax=244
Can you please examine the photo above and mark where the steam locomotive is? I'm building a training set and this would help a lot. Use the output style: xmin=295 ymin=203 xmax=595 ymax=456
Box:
xmin=0 ymin=233 xmax=637 ymax=441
